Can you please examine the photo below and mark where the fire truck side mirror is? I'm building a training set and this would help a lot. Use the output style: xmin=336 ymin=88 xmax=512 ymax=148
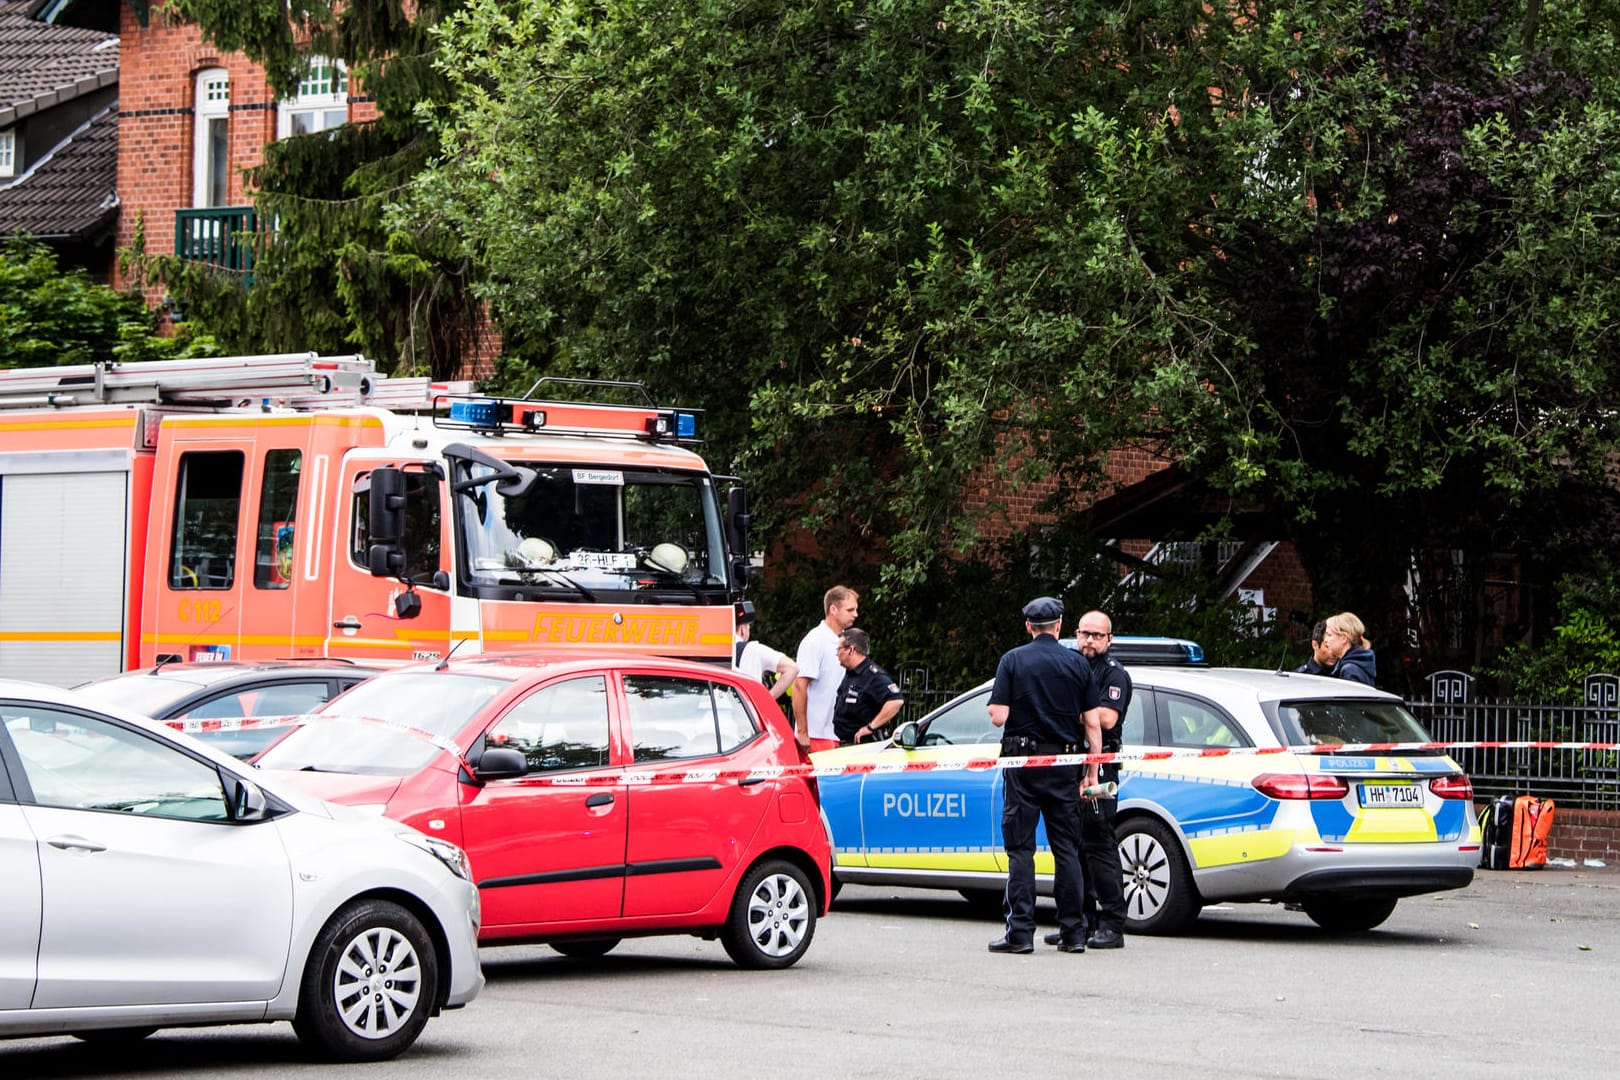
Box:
xmin=367 ymin=543 xmax=405 ymax=578
xmin=726 ymin=485 xmax=750 ymax=554
xmin=369 ymin=467 xmax=409 ymax=544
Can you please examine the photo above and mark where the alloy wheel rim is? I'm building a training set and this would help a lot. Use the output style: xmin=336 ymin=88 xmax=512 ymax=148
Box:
xmin=1120 ymin=833 xmax=1171 ymax=919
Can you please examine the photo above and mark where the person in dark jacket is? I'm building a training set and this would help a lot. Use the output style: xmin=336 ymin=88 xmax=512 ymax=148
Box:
xmin=1296 ymin=620 xmax=1333 ymax=676
xmin=1323 ymin=612 xmax=1377 ymax=686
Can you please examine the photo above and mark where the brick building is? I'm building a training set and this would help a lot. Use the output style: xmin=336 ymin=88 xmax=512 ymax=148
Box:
xmin=102 ymin=1 xmax=377 ymax=305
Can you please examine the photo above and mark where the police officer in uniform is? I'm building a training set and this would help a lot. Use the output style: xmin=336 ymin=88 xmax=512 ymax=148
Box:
xmin=987 ymin=597 xmax=1102 ymax=954
xmin=1046 ymin=610 xmax=1132 ymax=950
xmin=831 ymin=628 xmax=906 ymax=745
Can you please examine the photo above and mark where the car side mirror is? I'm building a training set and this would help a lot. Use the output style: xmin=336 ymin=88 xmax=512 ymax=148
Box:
xmin=472 ymin=746 xmax=528 ymax=781
xmin=894 ymin=721 xmax=922 ymax=750
xmin=228 ymin=775 xmax=269 ymax=822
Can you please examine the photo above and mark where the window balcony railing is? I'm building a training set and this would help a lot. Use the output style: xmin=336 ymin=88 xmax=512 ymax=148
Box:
xmin=175 ymin=206 xmax=261 ymax=281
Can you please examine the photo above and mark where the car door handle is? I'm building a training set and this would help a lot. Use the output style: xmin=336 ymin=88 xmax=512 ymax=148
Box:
xmin=332 ymin=616 xmax=363 ymax=630
xmin=738 ymin=777 xmax=768 ymax=787
xmin=46 ymin=834 xmax=107 ymax=853
xmin=586 ymin=793 xmax=614 ymax=807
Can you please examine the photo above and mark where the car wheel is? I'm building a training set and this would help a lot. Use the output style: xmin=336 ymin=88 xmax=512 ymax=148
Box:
xmin=551 ymin=938 xmax=620 ymax=958
xmin=721 ymin=859 xmax=816 ymax=969
xmin=1302 ymin=896 xmax=1398 ymax=932
xmin=958 ymin=888 xmax=1005 ymax=917
xmin=1118 ymin=817 xmax=1201 ymax=935
xmin=70 ymin=1027 xmax=158 ymax=1044
xmin=293 ymin=899 xmax=438 ymax=1062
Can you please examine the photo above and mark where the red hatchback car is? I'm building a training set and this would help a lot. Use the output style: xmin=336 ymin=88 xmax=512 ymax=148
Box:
xmin=254 ymin=654 xmax=831 ymax=968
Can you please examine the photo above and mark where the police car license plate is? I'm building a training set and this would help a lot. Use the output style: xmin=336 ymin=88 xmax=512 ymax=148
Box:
xmin=1359 ymin=783 xmax=1424 ymax=808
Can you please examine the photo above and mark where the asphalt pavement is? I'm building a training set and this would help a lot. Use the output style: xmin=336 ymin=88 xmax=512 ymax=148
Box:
xmin=4 ymin=866 xmax=1616 ymax=1079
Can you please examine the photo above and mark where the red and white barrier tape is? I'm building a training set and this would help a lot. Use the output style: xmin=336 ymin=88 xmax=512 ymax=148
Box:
xmin=165 ymin=713 xmax=467 ymax=758
xmin=164 ymin=713 xmax=1620 ymax=786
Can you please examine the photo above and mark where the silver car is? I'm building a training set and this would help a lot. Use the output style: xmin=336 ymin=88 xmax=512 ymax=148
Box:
xmin=0 ymin=680 xmax=482 ymax=1060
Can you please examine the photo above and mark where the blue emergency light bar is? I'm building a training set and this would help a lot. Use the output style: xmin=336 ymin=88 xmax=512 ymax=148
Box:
xmin=435 ymin=392 xmax=704 ymax=443
xmin=449 ymin=399 xmax=503 ymax=428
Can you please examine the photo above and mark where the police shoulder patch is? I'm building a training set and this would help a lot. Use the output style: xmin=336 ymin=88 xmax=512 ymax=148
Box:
xmin=1108 ymin=686 xmax=1122 ymax=700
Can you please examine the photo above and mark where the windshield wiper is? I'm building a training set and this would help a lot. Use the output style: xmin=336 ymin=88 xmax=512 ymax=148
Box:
xmin=509 ymin=567 xmax=599 ymax=601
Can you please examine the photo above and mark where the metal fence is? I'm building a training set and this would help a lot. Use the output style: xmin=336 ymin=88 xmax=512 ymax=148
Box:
xmin=1410 ymin=670 xmax=1620 ymax=812
xmin=893 ymin=666 xmax=1620 ymax=812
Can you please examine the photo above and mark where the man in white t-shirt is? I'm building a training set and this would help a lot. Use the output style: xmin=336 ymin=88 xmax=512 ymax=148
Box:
xmin=792 ymin=584 xmax=859 ymax=752
xmin=734 ymin=608 xmax=798 ymax=700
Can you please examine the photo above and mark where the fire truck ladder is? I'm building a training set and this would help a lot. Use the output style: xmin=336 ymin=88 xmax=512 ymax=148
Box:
xmin=0 ymin=353 xmax=472 ymax=411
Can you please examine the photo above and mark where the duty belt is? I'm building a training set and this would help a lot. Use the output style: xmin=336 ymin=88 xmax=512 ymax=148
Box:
xmin=1001 ymin=736 xmax=1081 ymax=756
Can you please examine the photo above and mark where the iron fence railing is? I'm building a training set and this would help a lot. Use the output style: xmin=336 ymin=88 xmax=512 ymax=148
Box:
xmin=1410 ymin=700 xmax=1620 ymax=812
xmin=892 ymin=666 xmax=1620 ymax=811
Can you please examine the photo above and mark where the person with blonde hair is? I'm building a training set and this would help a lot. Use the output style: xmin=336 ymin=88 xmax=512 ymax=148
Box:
xmin=1322 ymin=612 xmax=1377 ymax=686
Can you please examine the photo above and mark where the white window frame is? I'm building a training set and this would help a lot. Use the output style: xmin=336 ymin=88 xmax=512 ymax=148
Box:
xmin=191 ymin=68 xmax=231 ymax=207
xmin=0 ymin=129 xmax=16 ymax=178
xmin=276 ymin=57 xmax=349 ymax=138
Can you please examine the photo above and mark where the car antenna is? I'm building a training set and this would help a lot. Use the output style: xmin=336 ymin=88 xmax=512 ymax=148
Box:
xmin=436 ymin=639 xmax=469 ymax=671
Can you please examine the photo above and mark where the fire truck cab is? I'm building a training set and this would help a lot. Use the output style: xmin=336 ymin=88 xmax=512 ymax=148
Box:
xmin=0 ymin=355 xmax=749 ymax=686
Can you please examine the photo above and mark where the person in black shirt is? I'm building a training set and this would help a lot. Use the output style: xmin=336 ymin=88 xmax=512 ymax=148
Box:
xmin=1057 ymin=610 xmax=1132 ymax=950
xmin=986 ymin=596 xmax=1102 ymax=954
xmin=1296 ymin=620 xmax=1333 ymax=676
xmin=831 ymin=629 xmax=905 ymax=745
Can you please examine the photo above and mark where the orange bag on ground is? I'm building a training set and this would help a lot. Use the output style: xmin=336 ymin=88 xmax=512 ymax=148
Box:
xmin=1508 ymin=796 xmax=1555 ymax=869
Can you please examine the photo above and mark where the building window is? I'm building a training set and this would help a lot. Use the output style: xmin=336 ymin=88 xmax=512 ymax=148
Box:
xmin=277 ymin=57 xmax=348 ymax=138
xmin=0 ymin=129 xmax=15 ymax=178
xmin=192 ymin=68 xmax=231 ymax=207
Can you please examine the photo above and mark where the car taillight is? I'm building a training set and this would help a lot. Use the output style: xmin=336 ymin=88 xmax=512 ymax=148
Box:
xmin=1252 ymin=772 xmax=1351 ymax=800
xmin=1429 ymin=774 xmax=1474 ymax=800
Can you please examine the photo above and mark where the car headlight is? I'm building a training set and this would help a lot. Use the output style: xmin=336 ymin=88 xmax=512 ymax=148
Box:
xmin=396 ymin=830 xmax=474 ymax=883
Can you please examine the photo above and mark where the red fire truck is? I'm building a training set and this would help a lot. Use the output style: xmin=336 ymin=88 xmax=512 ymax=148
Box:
xmin=0 ymin=354 xmax=750 ymax=686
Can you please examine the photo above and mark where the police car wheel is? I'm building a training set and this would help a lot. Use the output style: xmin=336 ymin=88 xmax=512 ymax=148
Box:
xmin=1117 ymin=817 xmax=1201 ymax=935
xmin=721 ymin=859 xmax=816 ymax=969
xmin=550 ymin=938 xmax=620 ymax=958
xmin=1301 ymin=896 xmax=1398 ymax=933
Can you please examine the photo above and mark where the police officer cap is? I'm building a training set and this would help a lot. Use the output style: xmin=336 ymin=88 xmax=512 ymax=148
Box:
xmin=1022 ymin=596 xmax=1063 ymax=623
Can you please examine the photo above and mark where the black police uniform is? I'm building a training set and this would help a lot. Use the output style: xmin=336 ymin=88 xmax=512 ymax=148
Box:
xmin=832 ymin=657 xmax=904 ymax=744
xmin=1081 ymin=649 xmax=1132 ymax=939
xmin=988 ymin=617 xmax=1100 ymax=950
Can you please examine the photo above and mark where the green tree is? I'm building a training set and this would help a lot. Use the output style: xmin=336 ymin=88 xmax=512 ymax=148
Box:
xmin=1 ymin=238 xmax=218 ymax=366
xmin=411 ymin=0 xmax=1620 ymax=680
xmin=135 ymin=0 xmax=485 ymax=378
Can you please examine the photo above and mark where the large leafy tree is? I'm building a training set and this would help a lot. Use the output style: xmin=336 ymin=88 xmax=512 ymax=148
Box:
xmin=410 ymin=0 xmax=1620 ymax=677
xmin=140 ymin=0 xmax=485 ymax=378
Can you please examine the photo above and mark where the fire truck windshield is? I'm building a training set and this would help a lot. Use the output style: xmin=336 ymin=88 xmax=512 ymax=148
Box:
xmin=454 ymin=461 xmax=730 ymax=600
